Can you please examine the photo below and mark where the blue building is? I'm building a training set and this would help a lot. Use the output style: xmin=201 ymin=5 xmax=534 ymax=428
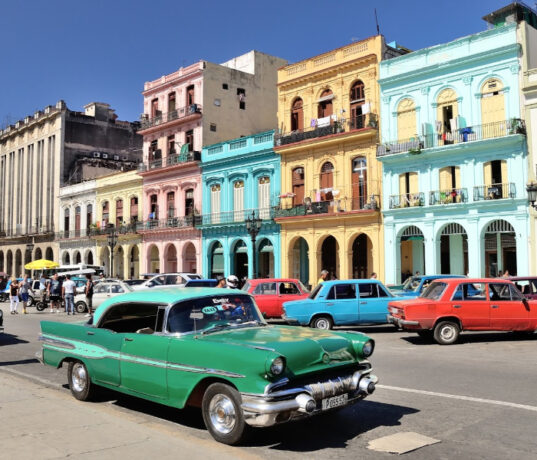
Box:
xmin=200 ymin=131 xmax=281 ymax=280
xmin=378 ymin=22 xmax=530 ymax=284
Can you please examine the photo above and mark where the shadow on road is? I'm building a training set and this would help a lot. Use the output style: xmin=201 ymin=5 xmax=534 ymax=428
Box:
xmin=402 ymin=331 xmax=537 ymax=346
xmin=0 ymin=333 xmax=29 ymax=346
xmin=0 ymin=358 xmax=39 ymax=366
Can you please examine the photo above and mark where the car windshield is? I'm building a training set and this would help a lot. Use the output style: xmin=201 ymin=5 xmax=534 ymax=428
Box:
xmin=402 ymin=276 xmax=422 ymax=292
xmin=420 ymin=281 xmax=447 ymax=300
xmin=297 ymin=280 xmax=309 ymax=293
xmin=166 ymin=294 xmax=266 ymax=335
xmin=308 ymin=284 xmax=323 ymax=299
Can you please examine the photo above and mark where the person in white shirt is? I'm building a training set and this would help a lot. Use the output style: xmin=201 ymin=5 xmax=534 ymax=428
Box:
xmin=62 ymin=274 xmax=76 ymax=315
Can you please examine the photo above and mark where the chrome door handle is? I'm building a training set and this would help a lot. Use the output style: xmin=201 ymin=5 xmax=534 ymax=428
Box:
xmin=453 ymin=305 xmax=462 ymax=308
xmin=360 ymin=301 xmax=367 ymax=304
xmin=124 ymin=337 xmax=133 ymax=342
xmin=87 ymin=331 xmax=94 ymax=336
xmin=491 ymin=305 xmax=499 ymax=309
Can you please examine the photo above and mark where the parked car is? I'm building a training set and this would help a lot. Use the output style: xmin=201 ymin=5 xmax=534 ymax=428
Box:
xmin=283 ymin=279 xmax=405 ymax=329
xmin=39 ymin=287 xmax=378 ymax=445
xmin=124 ymin=279 xmax=145 ymax=287
xmin=243 ymin=278 xmax=310 ymax=318
xmin=74 ymin=281 xmax=133 ymax=313
xmin=387 ymin=278 xmax=537 ymax=345
xmin=508 ymin=276 xmax=537 ymax=300
xmin=389 ymin=274 xmax=467 ymax=298
xmin=184 ymin=279 xmax=218 ymax=287
xmin=131 ymin=273 xmax=201 ymax=290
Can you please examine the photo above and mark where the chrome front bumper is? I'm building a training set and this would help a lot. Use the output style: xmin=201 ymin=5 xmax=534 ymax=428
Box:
xmin=387 ymin=314 xmax=419 ymax=328
xmin=241 ymin=369 xmax=378 ymax=427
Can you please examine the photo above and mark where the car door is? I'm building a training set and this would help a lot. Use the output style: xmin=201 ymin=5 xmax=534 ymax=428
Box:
xmin=278 ymin=282 xmax=303 ymax=313
xmin=489 ymin=283 xmax=530 ymax=330
xmin=327 ymin=283 xmax=358 ymax=325
xmin=253 ymin=282 xmax=278 ymax=317
xmin=86 ymin=326 xmax=122 ymax=386
xmin=92 ymin=283 xmax=112 ymax=308
xmin=450 ymin=282 xmax=489 ymax=329
xmin=358 ymin=283 xmax=389 ymax=323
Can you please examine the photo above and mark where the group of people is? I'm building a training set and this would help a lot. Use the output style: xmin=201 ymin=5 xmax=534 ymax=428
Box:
xmin=317 ymin=269 xmax=378 ymax=285
xmin=215 ymin=275 xmax=241 ymax=289
xmin=5 ymin=275 xmax=33 ymax=314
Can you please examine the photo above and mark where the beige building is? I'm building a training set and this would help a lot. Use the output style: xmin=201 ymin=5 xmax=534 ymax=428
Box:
xmin=0 ymin=101 xmax=142 ymax=277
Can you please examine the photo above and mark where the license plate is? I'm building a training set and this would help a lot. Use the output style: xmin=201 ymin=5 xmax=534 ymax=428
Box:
xmin=321 ymin=393 xmax=348 ymax=410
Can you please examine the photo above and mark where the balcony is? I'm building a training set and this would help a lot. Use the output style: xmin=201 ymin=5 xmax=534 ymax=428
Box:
xmin=56 ymin=228 xmax=90 ymax=239
xmin=377 ymin=119 xmax=526 ymax=157
xmin=138 ymin=150 xmax=201 ymax=172
xmin=473 ymin=183 xmax=516 ymax=201
xmin=429 ymin=188 xmax=468 ymax=206
xmin=88 ymin=222 xmax=140 ymax=237
xmin=273 ymin=188 xmax=380 ymax=218
xmin=389 ymin=193 xmax=425 ymax=209
xmin=139 ymin=104 xmax=202 ymax=132
xmin=197 ymin=208 xmax=273 ymax=226
xmin=136 ymin=216 xmax=198 ymax=232
xmin=275 ymin=114 xmax=377 ymax=147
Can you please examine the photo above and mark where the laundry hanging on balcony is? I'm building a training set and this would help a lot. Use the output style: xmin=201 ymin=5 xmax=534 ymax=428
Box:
xmin=317 ymin=116 xmax=331 ymax=127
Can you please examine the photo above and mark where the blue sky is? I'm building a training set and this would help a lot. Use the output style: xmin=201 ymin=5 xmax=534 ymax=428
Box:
xmin=0 ymin=0 xmax=512 ymax=126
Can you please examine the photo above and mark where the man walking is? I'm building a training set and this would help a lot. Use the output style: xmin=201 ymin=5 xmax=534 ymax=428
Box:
xmin=84 ymin=273 xmax=94 ymax=317
xmin=47 ymin=274 xmax=62 ymax=313
xmin=62 ymin=274 xmax=76 ymax=315
xmin=9 ymin=277 xmax=20 ymax=314
xmin=19 ymin=275 xmax=34 ymax=314
xmin=317 ymin=269 xmax=329 ymax=285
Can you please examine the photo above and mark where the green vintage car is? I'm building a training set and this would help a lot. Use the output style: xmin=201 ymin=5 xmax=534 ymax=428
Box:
xmin=39 ymin=287 xmax=378 ymax=445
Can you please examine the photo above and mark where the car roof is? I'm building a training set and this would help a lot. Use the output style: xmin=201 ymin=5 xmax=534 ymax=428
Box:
xmin=92 ymin=287 xmax=243 ymax=324
xmin=420 ymin=274 xmax=465 ymax=280
xmin=321 ymin=279 xmax=384 ymax=285
xmin=247 ymin=278 xmax=302 ymax=285
xmin=434 ymin=278 xmax=512 ymax=284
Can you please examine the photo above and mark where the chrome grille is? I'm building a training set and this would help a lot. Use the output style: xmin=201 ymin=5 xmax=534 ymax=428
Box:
xmin=305 ymin=375 xmax=354 ymax=399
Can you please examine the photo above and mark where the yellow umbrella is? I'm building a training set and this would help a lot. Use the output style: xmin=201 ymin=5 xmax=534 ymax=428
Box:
xmin=24 ymin=259 xmax=59 ymax=270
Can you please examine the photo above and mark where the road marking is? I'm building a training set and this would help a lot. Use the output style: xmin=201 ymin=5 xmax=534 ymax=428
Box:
xmin=378 ymin=384 xmax=537 ymax=412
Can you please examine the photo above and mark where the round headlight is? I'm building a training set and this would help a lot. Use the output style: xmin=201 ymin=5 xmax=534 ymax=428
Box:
xmin=362 ymin=340 xmax=374 ymax=358
xmin=270 ymin=357 xmax=285 ymax=375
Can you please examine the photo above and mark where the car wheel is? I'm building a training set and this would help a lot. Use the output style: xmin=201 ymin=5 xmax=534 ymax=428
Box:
xmin=27 ymin=296 xmax=34 ymax=307
xmin=202 ymin=383 xmax=248 ymax=445
xmin=35 ymin=301 xmax=47 ymax=312
xmin=433 ymin=321 xmax=460 ymax=345
xmin=68 ymin=361 xmax=96 ymax=401
xmin=75 ymin=301 xmax=87 ymax=314
xmin=310 ymin=315 xmax=333 ymax=330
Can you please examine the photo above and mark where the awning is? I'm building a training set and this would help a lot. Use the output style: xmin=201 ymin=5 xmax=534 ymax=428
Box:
xmin=260 ymin=244 xmax=274 ymax=253
xmin=234 ymin=245 xmax=248 ymax=254
xmin=212 ymin=247 xmax=224 ymax=254
xmin=402 ymin=235 xmax=424 ymax=241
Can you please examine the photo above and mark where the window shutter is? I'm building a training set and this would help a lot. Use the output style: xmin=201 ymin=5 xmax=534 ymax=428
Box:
xmin=409 ymin=172 xmax=419 ymax=194
xmin=483 ymin=162 xmax=492 ymax=186
xmin=454 ymin=167 xmax=461 ymax=189
xmin=211 ymin=187 xmax=221 ymax=224
xmin=234 ymin=182 xmax=244 ymax=221
xmin=500 ymin=160 xmax=508 ymax=185
xmin=399 ymin=173 xmax=406 ymax=195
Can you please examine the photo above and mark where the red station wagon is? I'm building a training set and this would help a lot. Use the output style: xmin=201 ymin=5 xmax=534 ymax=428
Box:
xmin=243 ymin=278 xmax=309 ymax=318
xmin=387 ymin=278 xmax=537 ymax=345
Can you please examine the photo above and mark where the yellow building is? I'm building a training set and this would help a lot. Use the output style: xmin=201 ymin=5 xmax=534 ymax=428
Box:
xmin=95 ymin=170 xmax=143 ymax=279
xmin=275 ymin=36 xmax=406 ymax=287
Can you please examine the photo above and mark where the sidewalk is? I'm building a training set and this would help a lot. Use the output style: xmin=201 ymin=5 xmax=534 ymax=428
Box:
xmin=0 ymin=371 xmax=260 ymax=460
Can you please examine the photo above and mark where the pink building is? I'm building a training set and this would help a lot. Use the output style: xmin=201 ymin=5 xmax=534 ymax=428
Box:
xmin=137 ymin=51 xmax=286 ymax=274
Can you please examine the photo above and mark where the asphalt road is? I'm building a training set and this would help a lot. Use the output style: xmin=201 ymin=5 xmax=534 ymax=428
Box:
xmin=1 ymin=305 xmax=536 ymax=459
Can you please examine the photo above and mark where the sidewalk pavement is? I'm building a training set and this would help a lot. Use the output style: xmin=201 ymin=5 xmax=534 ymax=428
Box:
xmin=0 ymin=371 xmax=260 ymax=460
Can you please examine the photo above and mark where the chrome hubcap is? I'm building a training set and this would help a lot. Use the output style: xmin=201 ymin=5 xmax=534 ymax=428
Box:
xmin=440 ymin=325 xmax=455 ymax=341
xmin=72 ymin=363 xmax=87 ymax=393
xmin=315 ymin=319 xmax=329 ymax=329
xmin=209 ymin=394 xmax=236 ymax=434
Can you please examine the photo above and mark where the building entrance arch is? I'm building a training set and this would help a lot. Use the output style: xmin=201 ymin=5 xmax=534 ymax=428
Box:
xmin=399 ymin=225 xmax=424 ymax=282
xmin=439 ymin=223 xmax=467 ymax=275
xmin=232 ymin=239 xmax=248 ymax=281
xmin=290 ymin=237 xmax=309 ymax=286
xmin=484 ymin=219 xmax=516 ymax=276
xmin=351 ymin=234 xmax=371 ymax=279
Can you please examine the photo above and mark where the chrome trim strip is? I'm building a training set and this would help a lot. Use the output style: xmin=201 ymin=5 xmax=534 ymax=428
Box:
xmin=40 ymin=336 xmax=76 ymax=350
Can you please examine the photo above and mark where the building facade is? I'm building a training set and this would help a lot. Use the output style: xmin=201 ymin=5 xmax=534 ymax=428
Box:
xmin=95 ymin=171 xmax=143 ymax=279
xmin=0 ymin=101 xmax=141 ymax=277
xmin=58 ymin=180 xmax=97 ymax=267
xmin=378 ymin=22 xmax=529 ymax=284
xmin=200 ymin=131 xmax=280 ymax=280
xmin=136 ymin=51 xmax=287 ymax=276
xmin=274 ymin=36 xmax=406 ymax=287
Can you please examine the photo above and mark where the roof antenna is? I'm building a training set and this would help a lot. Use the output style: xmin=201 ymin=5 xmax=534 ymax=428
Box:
xmin=374 ymin=8 xmax=380 ymax=35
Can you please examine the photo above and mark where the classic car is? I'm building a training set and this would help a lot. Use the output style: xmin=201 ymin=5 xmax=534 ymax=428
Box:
xmin=387 ymin=278 xmax=537 ymax=345
xmin=131 ymin=273 xmax=201 ymax=290
xmin=74 ymin=281 xmax=133 ymax=313
xmin=389 ymin=274 xmax=466 ymax=298
xmin=243 ymin=278 xmax=310 ymax=318
xmin=508 ymin=276 xmax=537 ymax=300
xmin=283 ymin=279 xmax=405 ymax=329
xmin=39 ymin=287 xmax=378 ymax=445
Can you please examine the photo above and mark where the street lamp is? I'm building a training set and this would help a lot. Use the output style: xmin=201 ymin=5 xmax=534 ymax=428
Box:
xmin=245 ymin=210 xmax=262 ymax=279
xmin=107 ymin=225 xmax=118 ymax=278
xmin=527 ymin=182 xmax=537 ymax=209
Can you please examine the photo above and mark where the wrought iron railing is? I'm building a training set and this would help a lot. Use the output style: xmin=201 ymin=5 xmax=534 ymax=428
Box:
xmin=138 ymin=150 xmax=201 ymax=172
xmin=389 ymin=192 xmax=425 ymax=209
xmin=275 ymin=114 xmax=377 ymax=147
xmin=136 ymin=216 xmax=198 ymax=231
xmin=473 ymin=183 xmax=516 ymax=201
xmin=139 ymin=104 xmax=202 ymax=130
xmin=377 ymin=119 xmax=526 ymax=157
xmin=429 ymin=188 xmax=468 ymax=205
xmin=197 ymin=208 xmax=274 ymax=226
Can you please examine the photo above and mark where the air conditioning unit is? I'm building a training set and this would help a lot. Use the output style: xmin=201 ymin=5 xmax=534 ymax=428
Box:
xmin=93 ymin=152 xmax=101 ymax=158
xmin=102 ymin=153 xmax=109 ymax=159
xmin=113 ymin=155 xmax=120 ymax=161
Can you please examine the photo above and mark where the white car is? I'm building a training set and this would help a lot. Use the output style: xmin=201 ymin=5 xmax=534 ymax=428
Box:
xmin=131 ymin=273 xmax=201 ymax=290
xmin=74 ymin=281 xmax=132 ymax=313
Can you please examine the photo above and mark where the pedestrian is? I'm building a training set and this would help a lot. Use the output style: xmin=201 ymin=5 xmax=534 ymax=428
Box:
xmin=39 ymin=274 xmax=47 ymax=300
xmin=215 ymin=275 xmax=226 ymax=288
xmin=9 ymin=277 xmax=20 ymax=314
xmin=415 ymin=271 xmax=421 ymax=276
xmin=370 ymin=272 xmax=377 ymax=279
xmin=502 ymin=270 xmax=510 ymax=278
xmin=62 ymin=274 xmax=76 ymax=315
xmin=225 ymin=275 xmax=239 ymax=289
xmin=85 ymin=273 xmax=94 ymax=317
xmin=20 ymin=274 xmax=34 ymax=314
xmin=317 ymin=269 xmax=329 ymax=285
xmin=47 ymin=273 xmax=62 ymax=313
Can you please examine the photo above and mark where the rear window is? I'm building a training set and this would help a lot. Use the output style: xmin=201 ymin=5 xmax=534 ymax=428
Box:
xmin=421 ymin=282 xmax=447 ymax=300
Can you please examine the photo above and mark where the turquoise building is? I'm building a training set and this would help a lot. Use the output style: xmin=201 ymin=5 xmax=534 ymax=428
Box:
xmin=378 ymin=22 xmax=529 ymax=284
xmin=200 ymin=131 xmax=281 ymax=280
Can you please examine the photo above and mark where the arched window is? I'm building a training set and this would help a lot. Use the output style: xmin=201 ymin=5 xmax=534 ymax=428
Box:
xmin=211 ymin=184 xmax=221 ymax=224
xmin=64 ymin=208 xmax=70 ymax=236
xmin=86 ymin=204 xmax=93 ymax=228
xmin=115 ymin=199 xmax=123 ymax=227
xmin=130 ymin=197 xmax=138 ymax=223
xmin=102 ymin=201 xmax=109 ymax=226
xmin=258 ymin=176 xmax=270 ymax=219
xmin=167 ymin=192 xmax=175 ymax=218
xmin=233 ymin=181 xmax=244 ymax=221
xmin=75 ymin=206 xmax=81 ymax=236
xmin=318 ymin=89 xmax=333 ymax=119
xmin=481 ymin=79 xmax=505 ymax=129
xmin=397 ymin=98 xmax=417 ymax=141
xmin=436 ymin=88 xmax=459 ymax=144
xmin=291 ymin=98 xmax=303 ymax=131
xmin=149 ymin=194 xmax=158 ymax=220
xmin=185 ymin=188 xmax=194 ymax=216
xmin=292 ymin=167 xmax=305 ymax=206
xmin=352 ymin=157 xmax=367 ymax=210
xmin=350 ymin=81 xmax=365 ymax=129
xmin=320 ymin=162 xmax=334 ymax=202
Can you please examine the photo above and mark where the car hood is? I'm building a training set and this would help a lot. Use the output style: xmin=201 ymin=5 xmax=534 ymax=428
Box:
xmin=197 ymin=325 xmax=361 ymax=375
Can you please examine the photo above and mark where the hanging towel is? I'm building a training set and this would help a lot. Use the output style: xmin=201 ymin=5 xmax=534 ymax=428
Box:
xmin=310 ymin=118 xmax=317 ymax=127
xmin=317 ymin=116 xmax=331 ymax=127
xmin=435 ymin=120 xmax=442 ymax=133
xmin=362 ymin=102 xmax=371 ymax=114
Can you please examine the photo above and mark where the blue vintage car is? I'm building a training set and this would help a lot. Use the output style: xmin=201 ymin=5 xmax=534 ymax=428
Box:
xmin=283 ymin=279 xmax=405 ymax=329
xmin=390 ymin=274 xmax=466 ymax=298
